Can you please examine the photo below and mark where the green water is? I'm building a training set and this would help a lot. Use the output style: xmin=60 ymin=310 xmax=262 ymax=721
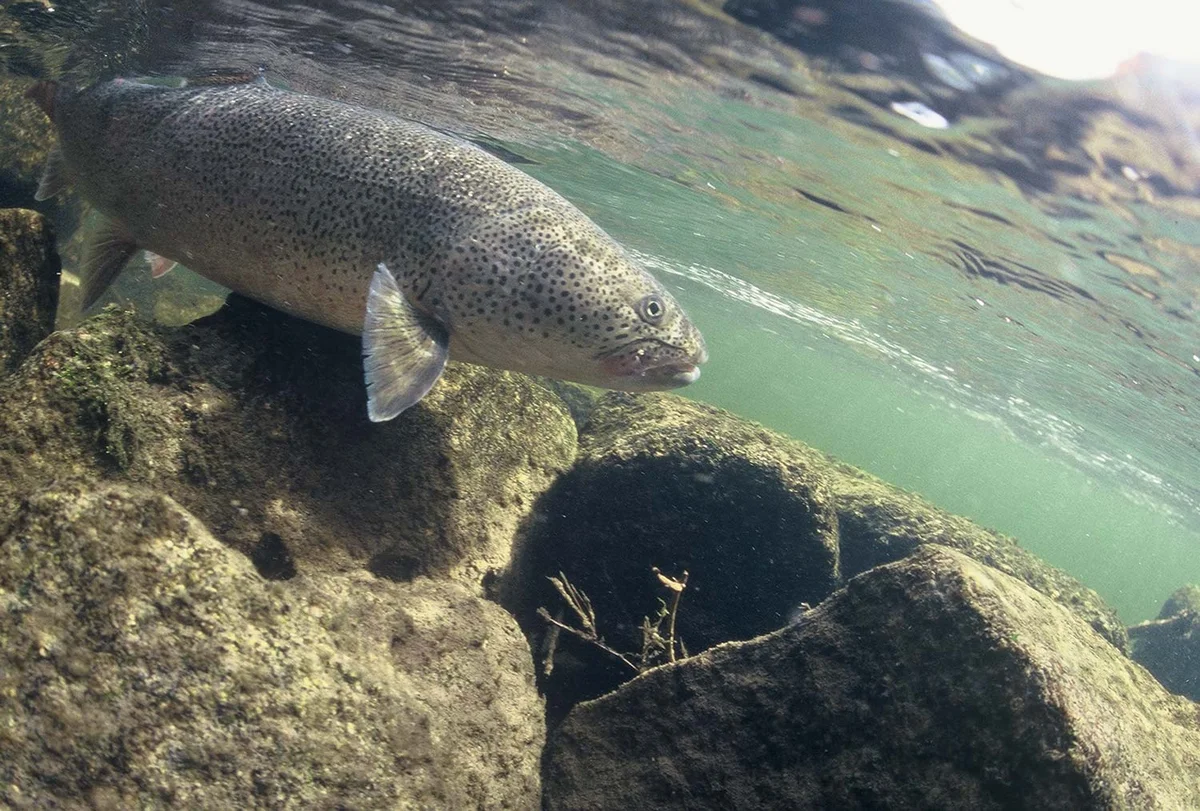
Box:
xmin=687 ymin=289 xmax=1200 ymax=623
xmin=521 ymin=91 xmax=1200 ymax=623
xmin=8 ymin=0 xmax=1199 ymax=626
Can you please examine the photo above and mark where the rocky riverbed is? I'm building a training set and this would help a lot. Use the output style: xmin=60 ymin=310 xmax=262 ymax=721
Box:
xmin=1 ymin=206 xmax=1197 ymax=808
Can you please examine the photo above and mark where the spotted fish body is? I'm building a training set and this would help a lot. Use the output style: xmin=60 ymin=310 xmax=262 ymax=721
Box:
xmin=30 ymin=77 xmax=707 ymax=419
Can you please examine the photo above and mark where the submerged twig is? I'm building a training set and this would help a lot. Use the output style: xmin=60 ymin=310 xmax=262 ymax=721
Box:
xmin=537 ymin=572 xmax=639 ymax=672
xmin=549 ymin=571 xmax=597 ymax=637
xmin=536 ymin=607 xmax=639 ymax=672
xmin=540 ymin=608 xmax=563 ymax=677
xmin=653 ymin=567 xmax=689 ymax=663
xmin=1128 ymin=612 xmax=1194 ymax=640
xmin=537 ymin=567 xmax=692 ymax=677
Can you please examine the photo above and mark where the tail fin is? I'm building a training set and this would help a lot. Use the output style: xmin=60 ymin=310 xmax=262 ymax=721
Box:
xmin=24 ymin=80 xmax=59 ymax=121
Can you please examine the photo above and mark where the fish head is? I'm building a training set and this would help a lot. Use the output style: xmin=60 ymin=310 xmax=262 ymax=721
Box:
xmin=438 ymin=204 xmax=707 ymax=391
xmin=584 ymin=262 xmax=708 ymax=391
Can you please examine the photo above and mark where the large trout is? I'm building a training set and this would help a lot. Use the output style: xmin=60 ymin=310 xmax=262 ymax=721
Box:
xmin=27 ymin=76 xmax=707 ymax=421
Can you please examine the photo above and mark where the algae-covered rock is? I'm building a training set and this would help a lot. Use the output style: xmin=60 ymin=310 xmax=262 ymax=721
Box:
xmin=827 ymin=458 xmax=1129 ymax=651
xmin=1162 ymin=583 xmax=1200 ymax=616
xmin=533 ymin=377 xmax=602 ymax=431
xmin=0 ymin=208 xmax=59 ymax=375
xmin=543 ymin=545 xmax=1200 ymax=811
xmin=0 ymin=296 xmax=577 ymax=590
xmin=508 ymin=392 xmax=840 ymax=716
xmin=0 ymin=483 xmax=543 ymax=809
xmin=0 ymin=77 xmax=54 ymax=209
xmin=1130 ymin=584 xmax=1200 ymax=701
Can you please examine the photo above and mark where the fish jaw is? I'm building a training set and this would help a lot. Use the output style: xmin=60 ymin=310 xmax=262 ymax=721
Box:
xmin=597 ymin=337 xmax=707 ymax=391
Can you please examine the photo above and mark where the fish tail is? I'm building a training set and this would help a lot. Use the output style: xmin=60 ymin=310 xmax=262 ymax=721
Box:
xmin=24 ymin=80 xmax=59 ymax=122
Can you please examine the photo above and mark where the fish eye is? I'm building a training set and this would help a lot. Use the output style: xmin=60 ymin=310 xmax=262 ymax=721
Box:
xmin=637 ymin=294 xmax=666 ymax=325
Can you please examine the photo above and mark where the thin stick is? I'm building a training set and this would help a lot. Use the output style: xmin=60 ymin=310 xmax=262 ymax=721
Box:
xmin=653 ymin=568 xmax=689 ymax=663
xmin=549 ymin=572 xmax=596 ymax=637
xmin=1127 ymin=613 xmax=1191 ymax=639
xmin=537 ymin=607 xmax=639 ymax=672
xmin=541 ymin=609 xmax=563 ymax=677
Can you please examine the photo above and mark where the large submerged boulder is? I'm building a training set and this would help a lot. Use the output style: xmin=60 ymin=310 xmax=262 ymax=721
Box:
xmin=1131 ymin=584 xmax=1200 ymax=701
xmin=827 ymin=459 xmax=1129 ymax=651
xmin=0 ymin=484 xmax=543 ymax=808
xmin=507 ymin=392 xmax=841 ymax=716
xmin=0 ymin=208 xmax=59 ymax=375
xmin=510 ymin=392 xmax=1128 ymax=721
xmin=0 ymin=296 xmax=577 ymax=589
xmin=544 ymin=545 xmax=1200 ymax=810
xmin=0 ymin=484 xmax=544 ymax=806
xmin=0 ymin=81 xmax=55 ymax=209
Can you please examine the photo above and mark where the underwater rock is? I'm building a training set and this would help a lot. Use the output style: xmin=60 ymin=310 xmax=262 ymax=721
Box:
xmin=0 ymin=483 xmax=543 ymax=809
xmin=1130 ymin=584 xmax=1200 ymax=701
xmin=507 ymin=392 xmax=840 ymax=718
xmin=827 ymin=459 xmax=1129 ymax=652
xmin=0 ymin=296 xmax=577 ymax=589
xmin=0 ymin=78 xmax=54 ymax=209
xmin=0 ymin=208 xmax=59 ymax=375
xmin=532 ymin=377 xmax=602 ymax=431
xmin=543 ymin=545 xmax=1200 ymax=811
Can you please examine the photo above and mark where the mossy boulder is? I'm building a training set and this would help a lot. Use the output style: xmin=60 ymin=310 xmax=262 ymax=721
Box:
xmin=507 ymin=392 xmax=841 ymax=717
xmin=1163 ymin=584 xmax=1200 ymax=616
xmin=0 ymin=78 xmax=54 ymax=209
xmin=0 ymin=296 xmax=577 ymax=589
xmin=543 ymin=545 xmax=1200 ymax=810
xmin=0 ymin=208 xmax=59 ymax=375
xmin=1130 ymin=584 xmax=1200 ymax=701
xmin=827 ymin=458 xmax=1128 ymax=651
xmin=0 ymin=483 xmax=543 ymax=809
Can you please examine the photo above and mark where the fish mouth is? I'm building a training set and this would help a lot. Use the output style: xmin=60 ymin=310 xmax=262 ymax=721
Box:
xmin=598 ymin=341 xmax=706 ymax=390
xmin=643 ymin=360 xmax=701 ymax=387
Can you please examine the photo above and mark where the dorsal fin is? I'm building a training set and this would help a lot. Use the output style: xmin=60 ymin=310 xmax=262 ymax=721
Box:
xmin=182 ymin=69 xmax=267 ymax=87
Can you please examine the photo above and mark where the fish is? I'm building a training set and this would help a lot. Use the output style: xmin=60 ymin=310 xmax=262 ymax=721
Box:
xmin=26 ymin=75 xmax=707 ymax=421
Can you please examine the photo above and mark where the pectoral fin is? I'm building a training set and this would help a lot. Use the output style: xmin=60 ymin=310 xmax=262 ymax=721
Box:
xmin=81 ymin=218 xmax=139 ymax=310
xmin=362 ymin=262 xmax=448 ymax=422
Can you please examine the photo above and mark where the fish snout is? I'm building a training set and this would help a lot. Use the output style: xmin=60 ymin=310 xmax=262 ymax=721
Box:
xmin=599 ymin=337 xmax=706 ymax=391
xmin=649 ymin=361 xmax=702 ymax=387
